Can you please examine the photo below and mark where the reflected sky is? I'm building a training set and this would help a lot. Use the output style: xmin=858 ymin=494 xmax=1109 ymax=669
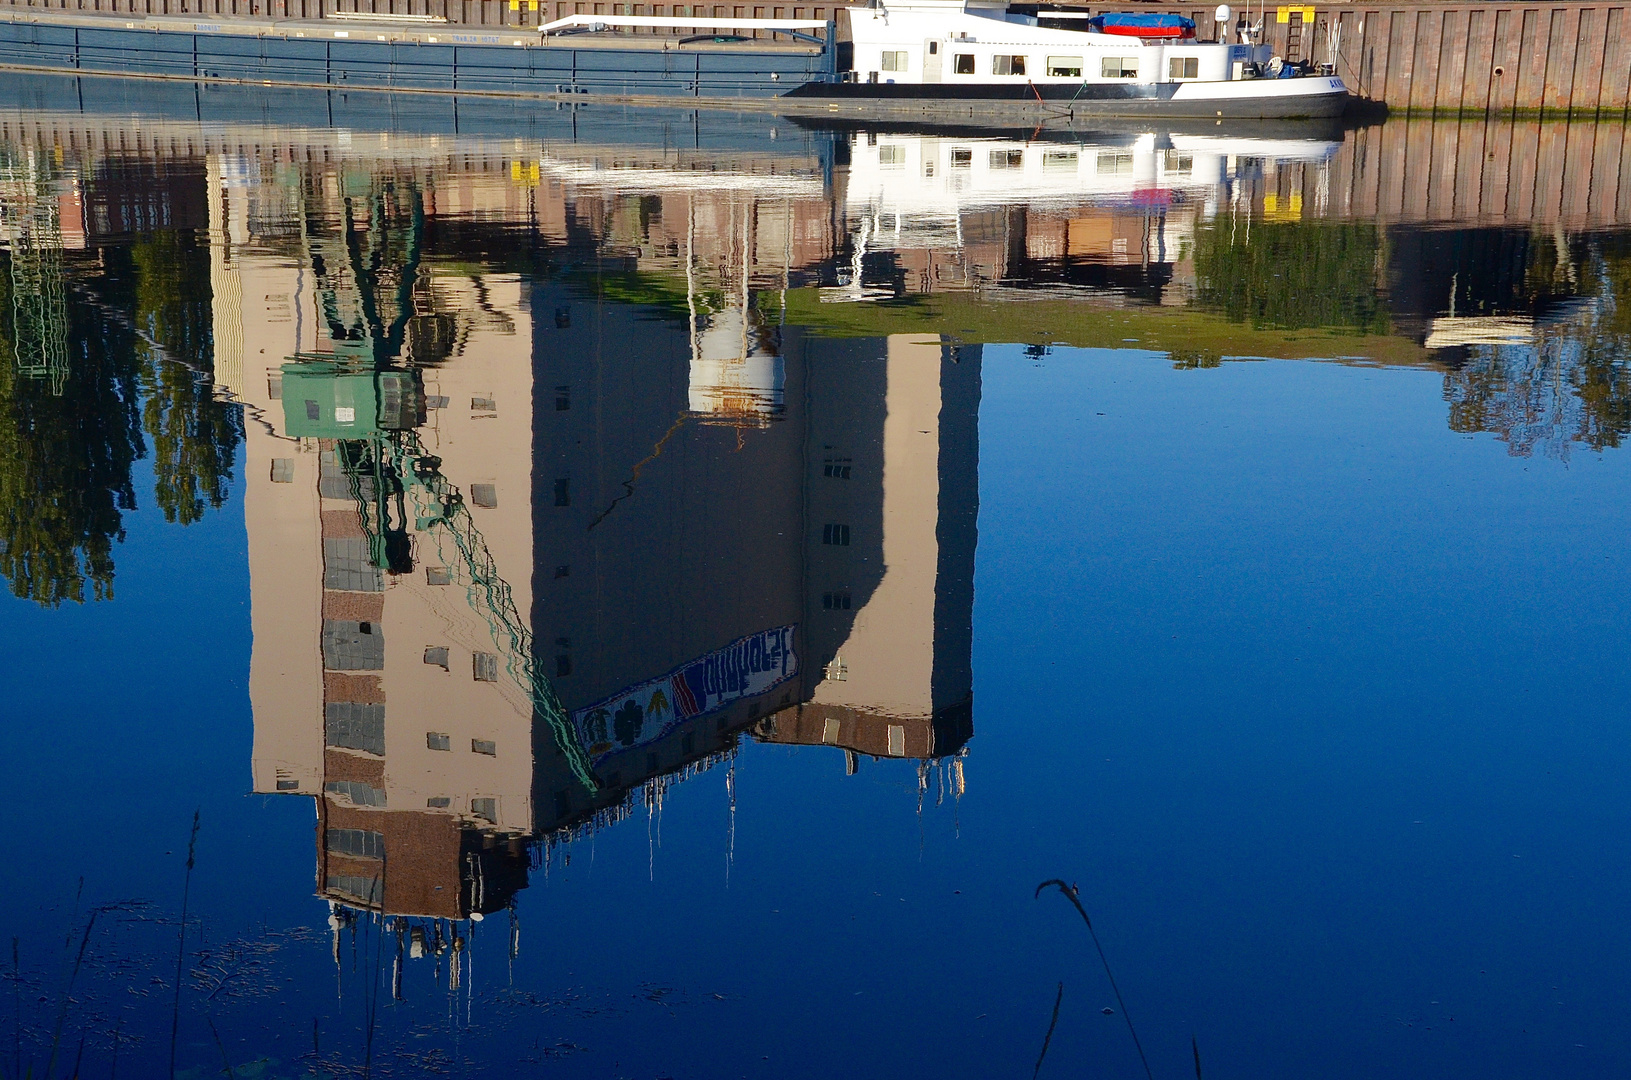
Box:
xmin=0 ymin=90 xmax=1629 ymax=1079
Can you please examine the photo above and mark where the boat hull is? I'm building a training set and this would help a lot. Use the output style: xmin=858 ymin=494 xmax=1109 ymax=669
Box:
xmin=0 ymin=12 xmax=828 ymax=99
xmin=783 ymin=77 xmax=1352 ymax=120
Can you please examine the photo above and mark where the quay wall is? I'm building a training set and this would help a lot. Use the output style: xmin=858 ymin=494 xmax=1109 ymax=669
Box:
xmin=1267 ymin=116 xmax=1631 ymax=226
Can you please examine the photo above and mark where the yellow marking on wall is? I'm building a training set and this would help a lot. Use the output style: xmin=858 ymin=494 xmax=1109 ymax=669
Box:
xmin=1262 ymin=192 xmax=1304 ymax=221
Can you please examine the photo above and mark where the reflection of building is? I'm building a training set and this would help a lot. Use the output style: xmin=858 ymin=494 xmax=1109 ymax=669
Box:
xmin=210 ymin=147 xmax=979 ymax=963
xmin=526 ymin=292 xmax=980 ymax=837
xmin=755 ymin=333 xmax=976 ymax=771
xmin=236 ymin=166 xmax=542 ymax=929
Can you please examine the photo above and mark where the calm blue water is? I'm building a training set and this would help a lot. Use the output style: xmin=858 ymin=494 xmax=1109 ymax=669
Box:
xmin=1 ymin=93 xmax=1629 ymax=1079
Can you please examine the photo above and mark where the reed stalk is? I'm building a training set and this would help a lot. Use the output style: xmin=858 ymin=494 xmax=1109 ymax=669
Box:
xmin=44 ymin=909 xmax=100 ymax=1079
xmin=170 ymin=811 xmax=201 ymax=1080
xmin=1032 ymin=982 xmax=1064 ymax=1079
xmin=1035 ymin=879 xmax=1154 ymax=1080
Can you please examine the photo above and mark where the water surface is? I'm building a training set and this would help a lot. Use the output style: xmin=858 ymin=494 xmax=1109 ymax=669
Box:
xmin=1 ymin=83 xmax=1629 ymax=1079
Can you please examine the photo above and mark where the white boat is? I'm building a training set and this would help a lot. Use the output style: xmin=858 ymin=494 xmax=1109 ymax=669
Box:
xmin=786 ymin=0 xmax=1350 ymax=119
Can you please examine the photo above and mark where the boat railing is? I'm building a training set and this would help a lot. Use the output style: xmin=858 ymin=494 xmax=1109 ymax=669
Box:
xmin=537 ymin=12 xmax=830 ymax=44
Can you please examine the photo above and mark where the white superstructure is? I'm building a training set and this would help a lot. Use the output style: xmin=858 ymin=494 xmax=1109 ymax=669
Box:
xmin=799 ymin=0 xmax=1350 ymax=118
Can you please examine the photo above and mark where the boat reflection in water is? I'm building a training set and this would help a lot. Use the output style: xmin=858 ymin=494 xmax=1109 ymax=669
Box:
xmin=230 ymin=146 xmax=979 ymax=976
xmin=831 ymin=125 xmax=1341 ymax=300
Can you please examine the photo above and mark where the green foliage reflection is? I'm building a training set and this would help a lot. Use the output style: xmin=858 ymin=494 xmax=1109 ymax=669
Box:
xmin=1192 ymin=220 xmax=1390 ymax=334
xmin=0 ymin=256 xmax=143 ymax=605
xmin=126 ymin=233 xmax=243 ymax=525
xmin=0 ymin=229 xmax=242 ymax=606
xmin=1443 ymin=234 xmax=1631 ymax=458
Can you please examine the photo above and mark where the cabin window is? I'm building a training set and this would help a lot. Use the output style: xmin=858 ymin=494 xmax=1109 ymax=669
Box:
xmin=927 ymin=40 xmax=937 ymax=53
xmin=1097 ymin=151 xmax=1135 ymax=174
xmin=1042 ymin=150 xmax=1079 ymax=170
xmin=992 ymin=54 xmax=1025 ymax=75
xmin=1168 ymin=56 xmax=1199 ymax=79
xmin=951 ymin=147 xmax=972 ymax=167
xmin=1046 ymin=55 xmax=1082 ymax=77
xmin=988 ymin=149 xmax=1024 ymax=169
xmin=881 ymin=50 xmax=907 ymax=71
xmin=879 ymin=145 xmax=905 ymax=167
xmin=953 ymin=53 xmax=975 ymax=74
xmin=1101 ymin=56 xmax=1138 ymax=78
xmin=1163 ymin=150 xmax=1194 ymax=174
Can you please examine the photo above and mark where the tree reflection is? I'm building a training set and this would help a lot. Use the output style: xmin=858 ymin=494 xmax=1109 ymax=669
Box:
xmin=0 ymin=256 xmax=143 ymax=605
xmin=0 ymin=229 xmax=241 ymax=606
xmin=1191 ymin=220 xmax=1390 ymax=334
xmin=124 ymin=233 xmax=243 ymax=525
xmin=1442 ymin=234 xmax=1631 ymax=459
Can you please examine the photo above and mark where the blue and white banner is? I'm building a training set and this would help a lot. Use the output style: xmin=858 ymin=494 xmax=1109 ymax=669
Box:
xmin=571 ymin=625 xmax=798 ymax=765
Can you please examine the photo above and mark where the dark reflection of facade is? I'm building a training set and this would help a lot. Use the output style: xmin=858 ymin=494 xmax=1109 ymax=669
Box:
xmin=527 ymin=293 xmax=981 ymax=835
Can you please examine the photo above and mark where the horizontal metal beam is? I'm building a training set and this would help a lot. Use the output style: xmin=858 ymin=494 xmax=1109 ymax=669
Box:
xmin=538 ymin=13 xmax=828 ymax=33
xmin=325 ymin=10 xmax=449 ymax=21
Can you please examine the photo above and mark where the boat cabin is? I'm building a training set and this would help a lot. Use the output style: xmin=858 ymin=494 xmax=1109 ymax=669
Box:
xmin=844 ymin=0 xmax=1268 ymax=86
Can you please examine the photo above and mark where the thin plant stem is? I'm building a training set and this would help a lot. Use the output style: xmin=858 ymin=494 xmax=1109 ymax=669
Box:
xmin=1032 ymin=982 xmax=1064 ymax=1080
xmin=206 ymin=1014 xmax=235 ymax=1079
xmin=170 ymin=810 xmax=201 ymax=1080
xmin=64 ymin=879 xmax=82 ymax=952
xmin=12 ymin=936 xmax=20 ymax=1080
xmin=44 ymin=909 xmax=100 ymax=1079
xmin=1035 ymin=879 xmax=1154 ymax=1080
